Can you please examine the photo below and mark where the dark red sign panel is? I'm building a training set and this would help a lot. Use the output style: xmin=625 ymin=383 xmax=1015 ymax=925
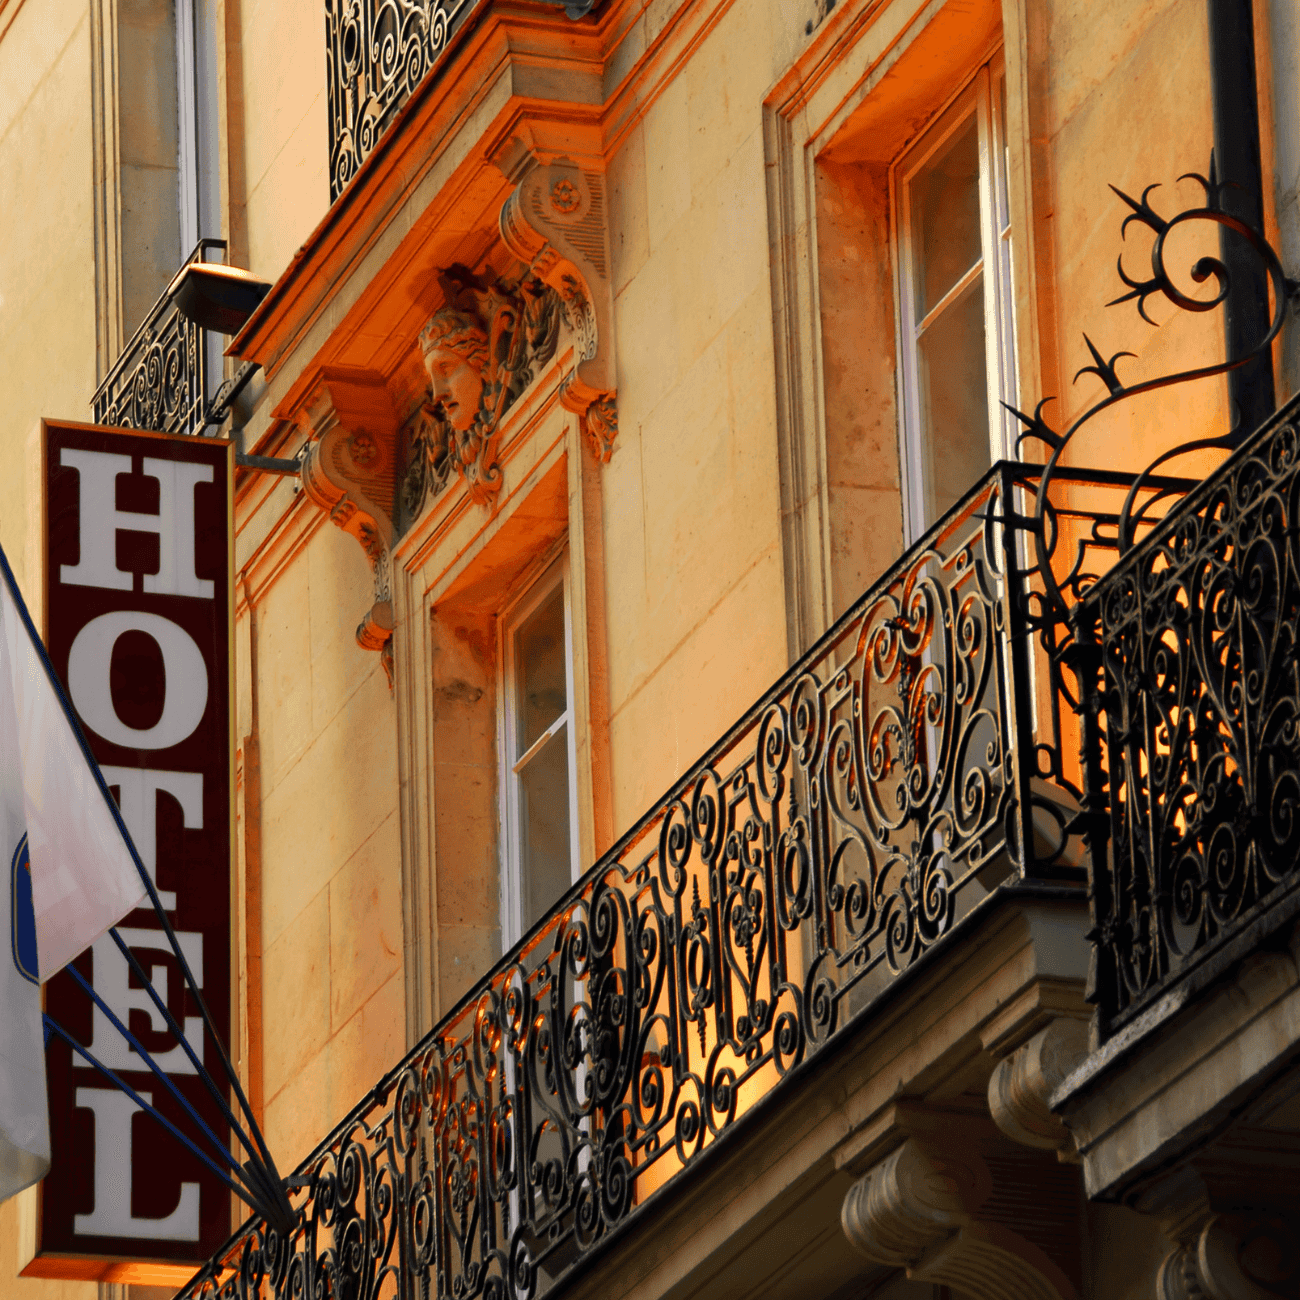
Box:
xmin=36 ymin=421 xmax=232 ymax=1269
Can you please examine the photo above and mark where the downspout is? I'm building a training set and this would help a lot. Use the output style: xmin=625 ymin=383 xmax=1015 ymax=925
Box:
xmin=1208 ymin=0 xmax=1276 ymax=433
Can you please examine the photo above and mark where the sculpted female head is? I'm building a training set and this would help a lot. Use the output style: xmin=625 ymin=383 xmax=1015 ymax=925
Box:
xmin=420 ymin=308 xmax=490 ymax=433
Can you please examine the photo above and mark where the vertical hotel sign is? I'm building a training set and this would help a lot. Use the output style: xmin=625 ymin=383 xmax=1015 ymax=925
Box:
xmin=33 ymin=420 xmax=233 ymax=1274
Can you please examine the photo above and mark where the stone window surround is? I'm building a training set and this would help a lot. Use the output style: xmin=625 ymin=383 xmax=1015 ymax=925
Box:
xmin=391 ymin=386 xmax=613 ymax=1035
xmin=763 ymin=0 xmax=1055 ymax=655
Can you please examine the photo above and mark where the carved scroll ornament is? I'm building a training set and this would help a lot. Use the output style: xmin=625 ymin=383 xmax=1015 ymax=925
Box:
xmin=500 ymin=161 xmax=619 ymax=461
xmin=298 ymin=372 xmax=401 ymax=681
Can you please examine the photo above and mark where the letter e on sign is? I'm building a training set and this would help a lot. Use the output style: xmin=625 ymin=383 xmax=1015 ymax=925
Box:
xmin=32 ymin=421 xmax=233 ymax=1278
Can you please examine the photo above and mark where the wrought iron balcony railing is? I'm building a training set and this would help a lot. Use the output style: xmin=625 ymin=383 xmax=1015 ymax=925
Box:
xmin=326 ymin=0 xmax=477 ymax=199
xmin=93 ymin=241 xmax=225 ymax=437
xmin=325 ymin=0 xmax=603 ymax=201
xmin=92 ymin=241 xmax=267 ymax=439
xmin=1080 ymin=391 xmax=1300 ymax=1039
xmin=177 ymin=462 xmax=1141 ymax=1300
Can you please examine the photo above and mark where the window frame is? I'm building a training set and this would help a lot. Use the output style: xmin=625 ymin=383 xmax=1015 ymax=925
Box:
xmin=497 ymin=549 xmax=582 ymax=949
xmin=891 ymin=53 xmax=1017 ymax=543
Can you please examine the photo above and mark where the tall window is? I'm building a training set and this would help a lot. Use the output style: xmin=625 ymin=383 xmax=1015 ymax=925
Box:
xmin=499 ymin=556 xmax=580 ymax=946
xmin=894 ymin=57 xmax=1016 ymax=538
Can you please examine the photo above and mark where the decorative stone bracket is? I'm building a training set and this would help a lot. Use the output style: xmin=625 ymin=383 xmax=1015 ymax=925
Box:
xmin=841 ymin=1136 xmax=1078 ymax=1300
xmin=1157 ymin=1213 xmax=1299 ymax=1299
xmin=988 ymin=1017 xmax=1089 ymax=1157
xmin=1135 ymin=1161 xmax=1300 ymax=1300
xmin=499 ymin=160 xmax=618 ymax=461
xmin=298 ymin=370 xmax=401 ymax=680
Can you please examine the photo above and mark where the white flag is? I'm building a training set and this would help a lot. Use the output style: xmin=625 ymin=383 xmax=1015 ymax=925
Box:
xmin=0 ymin=554 xmax=148 ymax=1198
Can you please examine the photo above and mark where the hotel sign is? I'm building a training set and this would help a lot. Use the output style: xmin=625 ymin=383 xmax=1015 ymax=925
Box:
xmin=33 ymin=420 xmax=233 ymax=1274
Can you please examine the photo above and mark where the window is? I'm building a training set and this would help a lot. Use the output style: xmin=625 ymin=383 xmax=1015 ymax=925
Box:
xmin=894 ymin=57 xmax=1016 ymax=538
xmin=499 ymin=555 xmax=580 ymax=946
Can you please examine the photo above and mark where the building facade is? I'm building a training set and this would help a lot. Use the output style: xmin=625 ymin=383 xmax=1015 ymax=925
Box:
xmin=3 ymin=0 xmax=1300 ymax=1296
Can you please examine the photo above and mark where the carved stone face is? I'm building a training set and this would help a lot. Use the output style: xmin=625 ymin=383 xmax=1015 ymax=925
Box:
xmin=425 ymin=345 xmax=484 ymax=433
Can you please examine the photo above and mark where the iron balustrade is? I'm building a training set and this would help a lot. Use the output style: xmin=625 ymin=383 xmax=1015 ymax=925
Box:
xmin=325 ymin=0 xmax=604 ymax=201
xmin=177 ymin=463 xmax=1132 ymax=1300
xmin=1081 ymin=391 xmax=1300 ymax=1039
xmin=92 ymin=241 xmax=225 ymax=437
xmin=326 ymin=0 xmax=478 ymax=199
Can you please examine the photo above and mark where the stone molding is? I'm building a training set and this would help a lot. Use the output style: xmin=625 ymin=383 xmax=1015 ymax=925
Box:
xmin=298 ymin=369 xmax=401 ymax=677
xmin=841 ymin=1136 xmax=1078 ymax=1300
xmin=988 ymin=1017 xmax=1089 ymax=1154
xmin=499 ymin=161 xmax=618 ymax=461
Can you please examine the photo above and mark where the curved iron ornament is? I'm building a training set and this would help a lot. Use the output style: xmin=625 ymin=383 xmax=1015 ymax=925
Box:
xmin=326 ymin=0 xmax=477 ymax=199
xmin=1083 ymin=399 xmax=1300 ymax=1033
xmin=176 ymin=465 xmax=1118 ymax=1300
xmin=93 ymin=242 xmax=225 ymax=437
xmin=1008 ymin=154 xmax=1296 ymax=619
xmin=1015 ymin=153 xmax=1300 ymax=1038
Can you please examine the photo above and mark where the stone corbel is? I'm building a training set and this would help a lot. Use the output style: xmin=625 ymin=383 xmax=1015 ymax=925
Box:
xmin=499 ymin=161 xmax=618 ymax=461
xmin=1157 ymin=1212 xmax=1299 ymax=1299
xmin=298 ymin=370 xmax=401 ymax=680
xmin=988 ymin=1017 xmax=1089 ymax=1158
xmin=841 ymin=1136 xmax=1078 ymax=1300
xmin=1138 ymin=1165 xmax=1300 ymax=1300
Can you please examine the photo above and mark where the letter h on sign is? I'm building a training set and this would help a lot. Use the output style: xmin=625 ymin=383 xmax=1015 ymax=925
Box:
xmin=33 ymin=421 xmax=233 ymax=1275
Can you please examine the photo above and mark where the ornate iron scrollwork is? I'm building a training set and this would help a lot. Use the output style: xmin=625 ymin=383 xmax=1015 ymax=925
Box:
xmin=326 ymin=0 xmax=477 ymax=199
xmin=1083 ymin=399 xmax=1300 ymax=1033
xmin=1009 ymin=154 xmax=1295 ymax=618
xmin=1003 ymin=152 xmax=1300 ymax=1038
xmin=92 ymin=241 xmax=224 ymax=437
xmin=177 ymin=464 xmax=1117 ymax=1300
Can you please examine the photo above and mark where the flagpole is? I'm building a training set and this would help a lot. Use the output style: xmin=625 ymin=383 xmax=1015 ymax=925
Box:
xmin=0 ymin=543 xmax=295 ymax=1232
xmin=42 ymin=1017 xmax=275 ymax=1219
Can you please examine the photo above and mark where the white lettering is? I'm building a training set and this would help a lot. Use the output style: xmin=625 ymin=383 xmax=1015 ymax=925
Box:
xmin=101 ymin=769 xmax=203 ymax=910
xmin=73 ymin=1087 xmax=201 ymax=1240
xmin=59 ymin=449 xmax=214 ymax=598
xmin=77 ymin=928 xmax=203 ymax=1074
xmin=67 ymin=612 xmax=208 ymax=749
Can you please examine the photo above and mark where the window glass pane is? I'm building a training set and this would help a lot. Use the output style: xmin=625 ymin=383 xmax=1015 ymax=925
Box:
xmin=912 ymin=111 xmax=982 ymax=319
xmin=514 ymin=583 xmax=567 ymax=756
xmin=519 ymin=726 xmax=573 ymax=930
xmin=917 ymin=278 xmax=991 ymax=523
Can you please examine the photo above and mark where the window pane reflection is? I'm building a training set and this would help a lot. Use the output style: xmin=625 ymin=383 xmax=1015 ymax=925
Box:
xmin=912 ymin=112 xmax=982 ymax=319
xmin=514 ymin=584 xmax=567 ymax=756
xmin=519 ymin=722 xmax=573 ymax=932
xmin=917 ymin=278 xmax=991 ymax=523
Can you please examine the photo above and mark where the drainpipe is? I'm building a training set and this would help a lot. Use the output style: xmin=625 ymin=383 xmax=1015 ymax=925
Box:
xmin=1207 ymin=0 xmax=1276 ymax=434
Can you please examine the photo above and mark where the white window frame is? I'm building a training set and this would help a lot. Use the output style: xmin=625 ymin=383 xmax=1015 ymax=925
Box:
xmin=497 ymin=552 xmax=582 ymax=949
xmin=892 ymin=55 xmax=1017 ymax=543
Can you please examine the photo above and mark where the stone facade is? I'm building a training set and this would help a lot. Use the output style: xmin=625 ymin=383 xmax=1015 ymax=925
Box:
xmin=3 ymin=0 xmax=1300 ymax=1297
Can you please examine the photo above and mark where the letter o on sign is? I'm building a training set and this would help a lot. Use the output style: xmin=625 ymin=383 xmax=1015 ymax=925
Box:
xmin=67 ymin=612 xmax=209 ymax=750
